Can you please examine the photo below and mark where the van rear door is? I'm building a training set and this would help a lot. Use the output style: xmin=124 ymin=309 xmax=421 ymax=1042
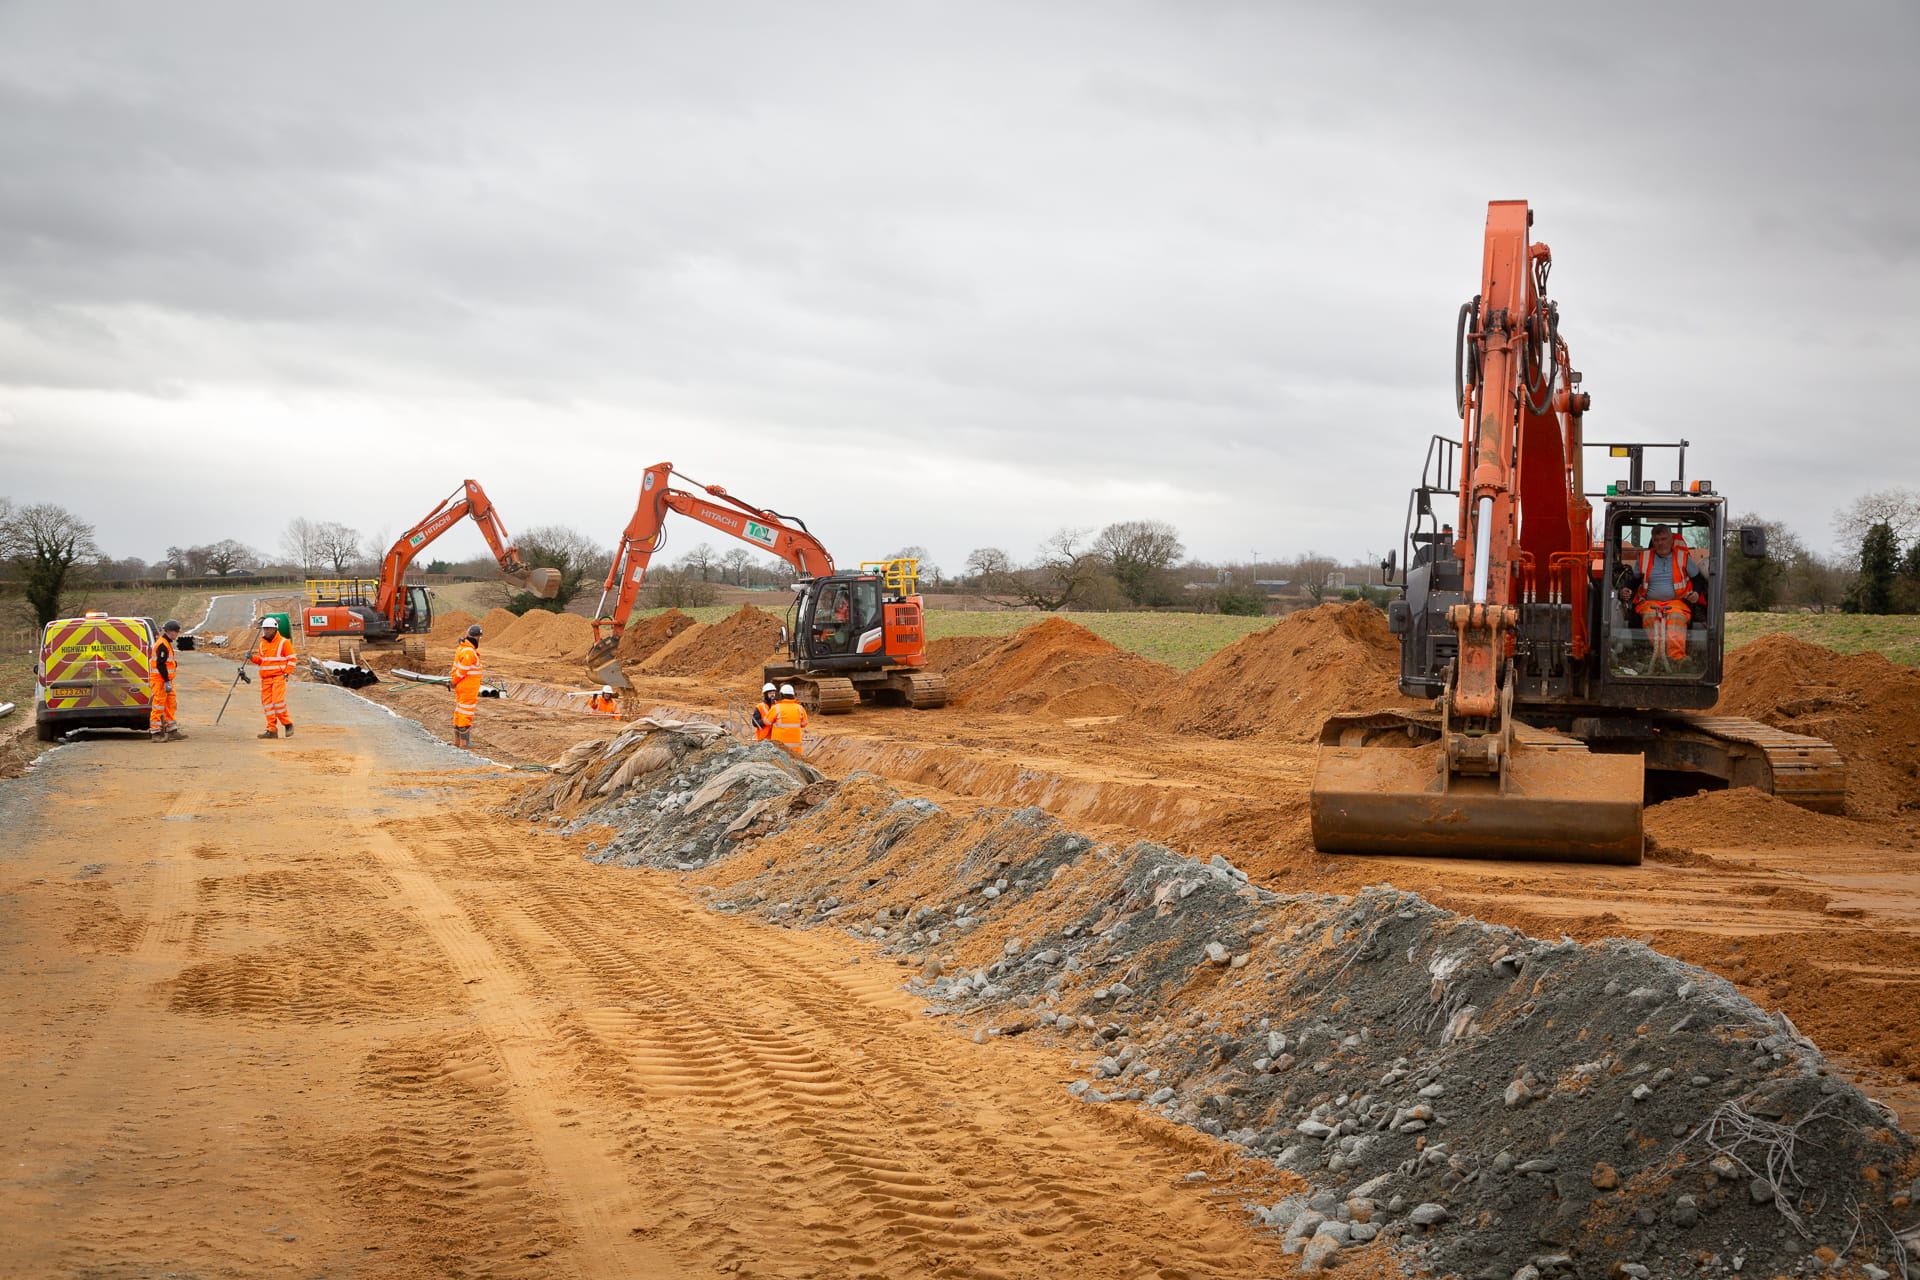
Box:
xmin=38 ymin=617 xmax=154 ymax=721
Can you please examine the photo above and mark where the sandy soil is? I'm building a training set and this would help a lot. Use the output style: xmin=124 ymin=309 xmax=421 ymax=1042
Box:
xmin=347 ymin=622 xmax=1920 ymax=1135
xmin=0 ymin=652 xmax=1296 ymax=1278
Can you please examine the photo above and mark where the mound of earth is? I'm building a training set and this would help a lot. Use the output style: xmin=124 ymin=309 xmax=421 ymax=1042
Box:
xmin=475 ymin=607 xmax=521 ymax=639
xmin=489 ymin=609 xmax=596 ymax=660
xmin=1646 ymin=786 xmax=1898 ymax=849
xmin=616 ymin=609 xmax=695 ymax=662
xmin=1715 ymin=633 xmax=1920 ymax=818
xmin=427 ymin=609 xmax=478 ymax=642
xmin=923 ymin=634 xmax=1006 ymax=677
xmin=942 ymin=618 xmax=1177 ymax=718
xmin=650 ymin=606 xmax=784 ymax=679
xmin=636 ymin=622 xmax=711 ymax=673
xmin=1137 ymin=601 xmax=1418 ymax=740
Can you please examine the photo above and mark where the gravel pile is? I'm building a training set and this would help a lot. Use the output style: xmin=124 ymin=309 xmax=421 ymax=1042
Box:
xmin=527 ymin=745 xmax=1920 ymax=1278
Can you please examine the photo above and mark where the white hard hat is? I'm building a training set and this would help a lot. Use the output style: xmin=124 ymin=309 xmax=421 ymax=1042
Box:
xmin=601 ymin=685 xmax=613 ymax=695
xmin=779 ymin=684 xmax=795 ymax=697
xmin=260 ymin=617 xmax=279 ymax=630
xmin=762 ymin=682 xmax=777 ymax=693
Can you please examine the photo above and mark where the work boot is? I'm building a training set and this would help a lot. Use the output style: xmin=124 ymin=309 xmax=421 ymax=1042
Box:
xmin=258 ymin=728 xmax=278 ymax=739
xmin=151 ymin=730 xmax=166 ymax=743
xmin=453 ymin=727 xmax=470 ymax=750
xmin=167 ymin=729 xmax=189 ymax=742
xmin=282 ymin=724 xmax=295 ymax=738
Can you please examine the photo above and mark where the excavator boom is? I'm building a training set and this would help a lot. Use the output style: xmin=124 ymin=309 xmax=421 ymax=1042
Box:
xmin=587 ymin=461 xmax=835 ymax=689
xmin=374 ymin=480 xmax=560 ymax=621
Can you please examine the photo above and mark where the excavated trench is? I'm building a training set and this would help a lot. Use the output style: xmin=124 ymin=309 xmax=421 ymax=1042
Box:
xmin=514 ymin=725 xmax=1920 ymax=1280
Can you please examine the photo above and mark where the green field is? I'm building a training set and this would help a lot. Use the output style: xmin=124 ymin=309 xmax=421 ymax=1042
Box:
xmin=1725 ymin=611 xmax=1920 ymax=667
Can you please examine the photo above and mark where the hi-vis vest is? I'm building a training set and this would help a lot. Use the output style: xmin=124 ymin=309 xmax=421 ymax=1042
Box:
xmin=769 ymin=698 xmax=808 ymax=745
xmin=451 ymin=639 xmax=482 ymax=683
xmin=251 ymin=634 xmax=296 ymax=678
xmin=1633 ymin=546 xmax=1694 ymax=605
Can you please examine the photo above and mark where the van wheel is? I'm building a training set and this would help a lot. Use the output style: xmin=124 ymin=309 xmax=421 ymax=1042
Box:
xmin=35 ymin=719 xmax=58 ymax=743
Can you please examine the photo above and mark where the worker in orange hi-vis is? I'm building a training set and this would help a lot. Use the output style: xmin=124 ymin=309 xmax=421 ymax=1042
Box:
xmin=148 ymin=620 xmax=187 ymax=743
xmin=450 ymin=623 xmax=484 ymax=749
xmin=248 ymin=617 xmax=298 ymax=739
xmin=767 ymin=683 xmax=809 ymax=756
xmin=749 ymin=681 xmax=778 ymax=741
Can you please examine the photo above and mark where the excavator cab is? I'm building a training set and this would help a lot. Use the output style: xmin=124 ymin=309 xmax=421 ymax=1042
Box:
xmin=398 ymin=585 xmax=434 ymax=637
xmin=789 ymin=574 xmax=889 ymax=665
xmin=1599 ymin=501 xmax=1722 ymax=687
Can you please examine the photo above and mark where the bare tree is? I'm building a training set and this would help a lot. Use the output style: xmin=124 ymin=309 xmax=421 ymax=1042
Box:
xmin=1287 ymin=551 xmax=1339 ymax=602
xmin=164 ymin=544 xmax=212 ymax=578
xmin=280 ymin=517 xmax=320 ymax=575
xmin=202 ymin=539 xmax=259 ymax=577
xmin=885 ymin=545 xmax=942 ymax=585
xmin=722 ymin=547 xmax=753 ymax=585
xmin=1791 ymin=551 xmax=1849 ymax=612
xmin=677 ymin=542 xmax=719 ymax=581
xmin=3 ymin=503 xmax=103 ymax=626
xmin=1835 ymin=488 xmax=1920 ymax=557
xmin=1094 ymin=520 xmax=1184 ymax=607
xmin=314 ymin=522 xmax=362 ymax=575
xmin=964 ymin=547 xmax=1012 ymax=592
xmin=974 ymin=529 xmax=1110 ymax=611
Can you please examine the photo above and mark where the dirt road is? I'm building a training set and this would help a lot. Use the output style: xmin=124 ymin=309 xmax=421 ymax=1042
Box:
xmin=0 ymin=653 xmax=1289 ymax=1279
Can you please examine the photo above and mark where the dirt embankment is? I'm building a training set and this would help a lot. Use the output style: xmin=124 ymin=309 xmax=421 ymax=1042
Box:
xmin=489 ymin=609 xmax=598 ymax=661
xmin=474 ymin=607 xmax=520 ymax=639
xmin=1137 ymin=602 xmax=1421 ymax=740
xmin=1715 ymin=633 xmax=1920 ymax=819
xmin=645 ymin=605 xmax=784 ymax=680
xmin=427 ymin=609 xmax=479 ymax=642
xmin=616 ymin=609 xmax=696 ymax=662
xmin=933 ymin=618 xmax=1177 ymax=718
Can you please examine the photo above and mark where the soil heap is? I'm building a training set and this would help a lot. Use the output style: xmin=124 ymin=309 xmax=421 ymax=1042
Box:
xmin=649 ymin=605 xmax=784 ymax=680
xmin=427 ymin=609 xmax=478 ymax=642
xmin=939 ymin=618 xmax=1177 ymax=718
xmin=1137 ymin=601 xmax=1419 ymax=740
xmin=491 ymin=609 xmax=596 ymax=661
xmin=475 ymin=607 xmax=520 ymax=640
xmin=1647 ymin=787 xmax=1900 ymax=850
xmin=1715 ymin=633 xmax=1920 ymax=819
xmin=615 ymin=609 xmax=696 ymax=662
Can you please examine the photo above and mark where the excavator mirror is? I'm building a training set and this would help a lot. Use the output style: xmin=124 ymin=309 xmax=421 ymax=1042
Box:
xmin=1381 ymin=550 xmax=1396 ymax=580
xmin=1739 ymin=526 xmax=1768 ymax=559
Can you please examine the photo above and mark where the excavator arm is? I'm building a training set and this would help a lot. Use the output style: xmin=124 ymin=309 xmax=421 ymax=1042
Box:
xmin=586 ymin=461 xmax=835 ymax=688
xmin=373 ymin=480 xmax=560 ymax=623
xmin=1445 ymin=200 xmax=1591 ymax=766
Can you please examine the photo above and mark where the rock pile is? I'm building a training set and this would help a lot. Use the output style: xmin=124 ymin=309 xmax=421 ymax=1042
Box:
xmin=523 ymin=740 xmax=1920 ymax=1279
xmin=1138 ymin=602 xmax=1420 ymax=740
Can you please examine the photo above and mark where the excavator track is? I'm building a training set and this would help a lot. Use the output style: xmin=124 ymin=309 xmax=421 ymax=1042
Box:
xmin=806 ymin=678 xmax=860 ymax=716
xmin=1648 ymin=713 xmax=1847 ymax=814
xmin=900 ymin=671 xmax=949 ymax=710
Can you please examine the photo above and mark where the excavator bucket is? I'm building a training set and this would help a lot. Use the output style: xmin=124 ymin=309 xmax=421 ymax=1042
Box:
xmin=584 ymin=637 xmax=630 ymax=691
xmin=527 ymin=567 xmax=562 ymax=598
xmin=1310 ymin=738 xmax=1645 ymax=865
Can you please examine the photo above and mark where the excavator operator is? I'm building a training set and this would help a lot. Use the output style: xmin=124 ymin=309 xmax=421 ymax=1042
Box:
xmin=1617 ymin=524 xmax=1708 ymax=664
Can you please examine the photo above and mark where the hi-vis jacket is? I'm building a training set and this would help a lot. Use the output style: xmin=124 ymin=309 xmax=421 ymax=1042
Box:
xmin=249 ymin=634 xmax=297 ymax=677
xmin=451 ymin=639 xmax=483 ymax=683
xmin=768 ymin=697 xmax=808 ymax=745
xmin=1632 ymin=547 xmax=1698 ymax=605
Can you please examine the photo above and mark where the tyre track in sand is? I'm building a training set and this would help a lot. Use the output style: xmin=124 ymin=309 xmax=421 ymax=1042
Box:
xmin=394 ymin=806 xmax=1286 ymax=1280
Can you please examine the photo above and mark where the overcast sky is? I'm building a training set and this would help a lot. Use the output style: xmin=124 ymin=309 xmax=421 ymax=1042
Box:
xmin=1 ymin=0 xmax=1914 ymax=578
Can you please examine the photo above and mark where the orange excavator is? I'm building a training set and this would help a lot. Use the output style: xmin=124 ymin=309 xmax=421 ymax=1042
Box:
xmin=585 ymin=461 xmax=948 ymax=713
xmin=1309 ymin=201 xmax=1843 ymax=865
xmin=303 ymin=480 xmax=560 ymax=663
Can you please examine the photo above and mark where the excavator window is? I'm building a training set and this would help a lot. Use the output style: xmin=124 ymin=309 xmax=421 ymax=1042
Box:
xmin=1604 ymin=514 xmax=1714 ymax=679
xmin=809 ymin=579 xmax=882 ymax=656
